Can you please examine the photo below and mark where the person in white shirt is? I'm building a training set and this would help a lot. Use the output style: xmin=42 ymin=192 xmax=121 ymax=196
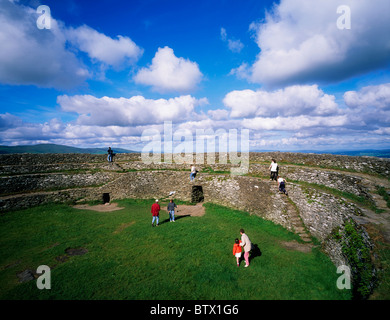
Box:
xmin=239 ymin=229 xmax=252 ymax=267
xmin=190 ymin=165 xmax=196 ymax=181
xmin=269 ymin=159 xmax=278 ymax=181
xmin=277 ymin=176 xmax=288 ymax=195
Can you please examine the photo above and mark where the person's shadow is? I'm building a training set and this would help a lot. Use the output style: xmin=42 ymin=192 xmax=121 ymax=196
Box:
xmin=159 ymin=214 xmax=191 ymax=225
xmin=249 ymin=244 xmax=262 ymax=263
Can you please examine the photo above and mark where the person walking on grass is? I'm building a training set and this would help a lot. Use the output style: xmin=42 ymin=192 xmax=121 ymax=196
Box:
xmin=167 ymin=199 xmax=177 ymax=222
xmin=151 ymin=199 xmax=160 ymax=227
xmin=240 ymin=229 xmax=252 ymax=268
xmin=269 ymin=159 xmax=278 ymax=181
xmin=232 ymin=238 xmax=242 ymax=267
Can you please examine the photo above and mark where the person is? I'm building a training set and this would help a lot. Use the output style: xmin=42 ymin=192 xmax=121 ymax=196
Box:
xmin=277 ymin=176 xmax=288 ymax=196
xmin=107 ymin=147 xmax=114 ymax=162
xmin=190 ymin=165 xmax=197 ymax=181
xmin=232 ymin=238 xmax=242 ymax=267
xmin=167 ymin=199 xmax=177 ymax=222
xmin=239 ymin=229 xmax=252 ymax=267
xmin=151 ymin=199 xmax=161 ymax=227
xmin=269 ymin=159 xmax=278 ymax=181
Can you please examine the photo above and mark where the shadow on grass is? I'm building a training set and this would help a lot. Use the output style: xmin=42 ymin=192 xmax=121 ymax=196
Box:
xmin=238 ymin=243 xmax=262 ymax=266
xmin=159 ymin=214 xmax=191 ymax=225
xmin=249 ymin=244 xmax=262 ymax=263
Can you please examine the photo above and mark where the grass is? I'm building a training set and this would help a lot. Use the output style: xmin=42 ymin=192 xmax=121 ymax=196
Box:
xmin=377 ymin=186 xmax=390 ymax=209
xmin=0 ymin=199 xmax=352 ymax=300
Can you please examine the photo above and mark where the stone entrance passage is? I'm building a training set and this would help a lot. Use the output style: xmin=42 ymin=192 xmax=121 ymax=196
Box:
xmin=191 ymin=186 xmax=204 ymax=203
xmin=102 ymin=193 xmax=110 ymax=204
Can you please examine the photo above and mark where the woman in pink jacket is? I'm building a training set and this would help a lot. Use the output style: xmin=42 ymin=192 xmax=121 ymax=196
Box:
xmin=239 ymin=229 xmax=252 ymax=267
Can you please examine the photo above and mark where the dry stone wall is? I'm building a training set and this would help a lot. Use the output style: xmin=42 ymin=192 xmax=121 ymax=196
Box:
xmin=1 ymin=152 xmax=388 ymax=284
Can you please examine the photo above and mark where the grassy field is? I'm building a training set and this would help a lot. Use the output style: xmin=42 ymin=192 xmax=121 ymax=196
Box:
xmin=0 ymin=199 xmax=351 ymax=300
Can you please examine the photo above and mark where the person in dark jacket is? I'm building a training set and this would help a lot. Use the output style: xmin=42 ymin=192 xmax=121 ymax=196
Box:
xmin=107 ymin=147 xmax=114 ymax=162
xmin=167 ymin=199 xmax=177 ymax=222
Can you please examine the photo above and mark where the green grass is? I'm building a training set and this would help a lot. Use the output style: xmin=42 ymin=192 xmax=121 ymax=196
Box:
xmin=0 ymin=199 xmax=351 ymax=300
xmin=377 ymin=186 xmax=390 ymax=209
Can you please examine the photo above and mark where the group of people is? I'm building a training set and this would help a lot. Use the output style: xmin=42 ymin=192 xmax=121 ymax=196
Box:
xmin=150 ymin=199 xmax=177 ymax=226
xmin=151 ymin=199 xmax=256 ymax=268
xmin=269 ymin=159 xmax=288 ymax=196
xmin=232 ymin=229 xmax=253 ymax=267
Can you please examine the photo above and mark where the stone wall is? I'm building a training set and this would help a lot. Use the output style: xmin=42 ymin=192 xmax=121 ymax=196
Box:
xmin=0 ymin=152 xmax=387 ymax=291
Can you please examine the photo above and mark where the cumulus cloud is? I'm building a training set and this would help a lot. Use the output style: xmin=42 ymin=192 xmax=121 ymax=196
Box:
xmin=223 ymin=85 xmax=339 ymax=118
xmin=242 ymin=115 xmax=348 ymax=131
xmin=66 ymin=25 xmax=143 ymax=69
xmin=0 ymin=0 xmax=143 ymax=89
xmin=238 ymin=0 xmax=390 ymax=86
xmin=344 ymin=83 xmax=390 ymax=110
xmin=0 ymin=0 xmax=89 ymax=89
xmin=133 ymin=46 xmax=203 ymax=93
xmin=57 ymin=94 xmax=208 ymax=126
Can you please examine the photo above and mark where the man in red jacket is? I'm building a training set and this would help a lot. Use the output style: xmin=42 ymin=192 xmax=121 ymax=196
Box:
xmin=151 ymin=199 xmax=161 ymax=227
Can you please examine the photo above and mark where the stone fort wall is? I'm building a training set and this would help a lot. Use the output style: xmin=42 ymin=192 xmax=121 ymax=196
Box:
xmin=1 ymin=152 xmax=389 ymax=281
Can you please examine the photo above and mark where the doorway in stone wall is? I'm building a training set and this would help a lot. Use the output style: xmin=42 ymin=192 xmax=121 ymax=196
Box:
xmin=102 ymin=193 xmax=110 ymax=204
xmin=191 ymin=186 xmax=204 ymax=203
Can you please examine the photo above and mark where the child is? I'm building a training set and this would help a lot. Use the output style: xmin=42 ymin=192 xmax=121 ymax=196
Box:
xmin=232 ymin=238 xmax=242 ymax=267
xmin=277 ymin=176 xmax=288 ymax=196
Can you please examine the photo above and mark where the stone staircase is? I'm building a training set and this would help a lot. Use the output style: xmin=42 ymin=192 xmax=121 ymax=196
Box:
xmin=268 ymin=180 xmax=312 ymax=243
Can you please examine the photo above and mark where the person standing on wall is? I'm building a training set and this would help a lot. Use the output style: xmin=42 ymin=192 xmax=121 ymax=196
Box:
xmin=151 ymin=199 xmax=161 ymax=227
xmin=107 ymin=147 xmax=114 ymax=163
xmin=239 ymin=229 xmax=252 ymax=268
xmin=190 ymin=164 xmax=197 ymax=181
xmin=269 ymin=159 xmax=278 ymax=181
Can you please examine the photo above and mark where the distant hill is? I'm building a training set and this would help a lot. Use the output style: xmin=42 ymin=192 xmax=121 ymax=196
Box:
xmin=320 ymin=149 xmax=390 ymax=158
xmin=0 ymin=144 xmax=136 ymax=154
xmin=251 ymin=149 xmax=390 ymax=158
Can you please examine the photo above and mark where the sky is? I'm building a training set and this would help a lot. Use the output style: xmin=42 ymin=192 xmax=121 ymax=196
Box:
xmin=1 ymin=0 xmax=390 ymax=152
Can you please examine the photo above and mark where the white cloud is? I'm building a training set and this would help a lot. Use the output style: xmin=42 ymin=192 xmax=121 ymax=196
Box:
xmin=240 ymin=0 xmax=390 ymax=86
xmin=221 ymin=27 xmax=244 ymax=53
xmin=208 ymin=109 xmax=230 ymax=120
xmin=242 ymin=115 xmax=348 ymax=131
xmin=57 ymin=94 xmax=207 ymax=126
xmin=134 ymin=47 xmax=203 ymax=93
xmin=0 ymin=0 xmax=89 ymax=89
xmin=66 ymin=25 xmax=143 ymax=69
xmin=0 ymin=0 xmax=143 ymax=89
xmin=344 ymin=83 xmax=390 ymax=110
xmin=223 ymin=85 xmax=339 ymax=118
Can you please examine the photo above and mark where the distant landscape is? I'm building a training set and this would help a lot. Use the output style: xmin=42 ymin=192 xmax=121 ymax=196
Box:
xmin=0 ymin=144 xmax=390 ymax=158
xmin=0 ymin=144 xmax=135 ymax=155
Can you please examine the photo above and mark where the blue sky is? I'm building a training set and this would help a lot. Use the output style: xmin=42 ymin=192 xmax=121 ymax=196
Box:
xmin=1 ymin=0 xmax=390 ymax=152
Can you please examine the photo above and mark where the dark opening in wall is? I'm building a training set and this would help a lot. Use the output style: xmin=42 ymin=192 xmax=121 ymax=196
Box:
xmin=191 ymin=186 xmax=204 ymax=203
xmin=102 ymin=193 xmax=110 ymax=204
